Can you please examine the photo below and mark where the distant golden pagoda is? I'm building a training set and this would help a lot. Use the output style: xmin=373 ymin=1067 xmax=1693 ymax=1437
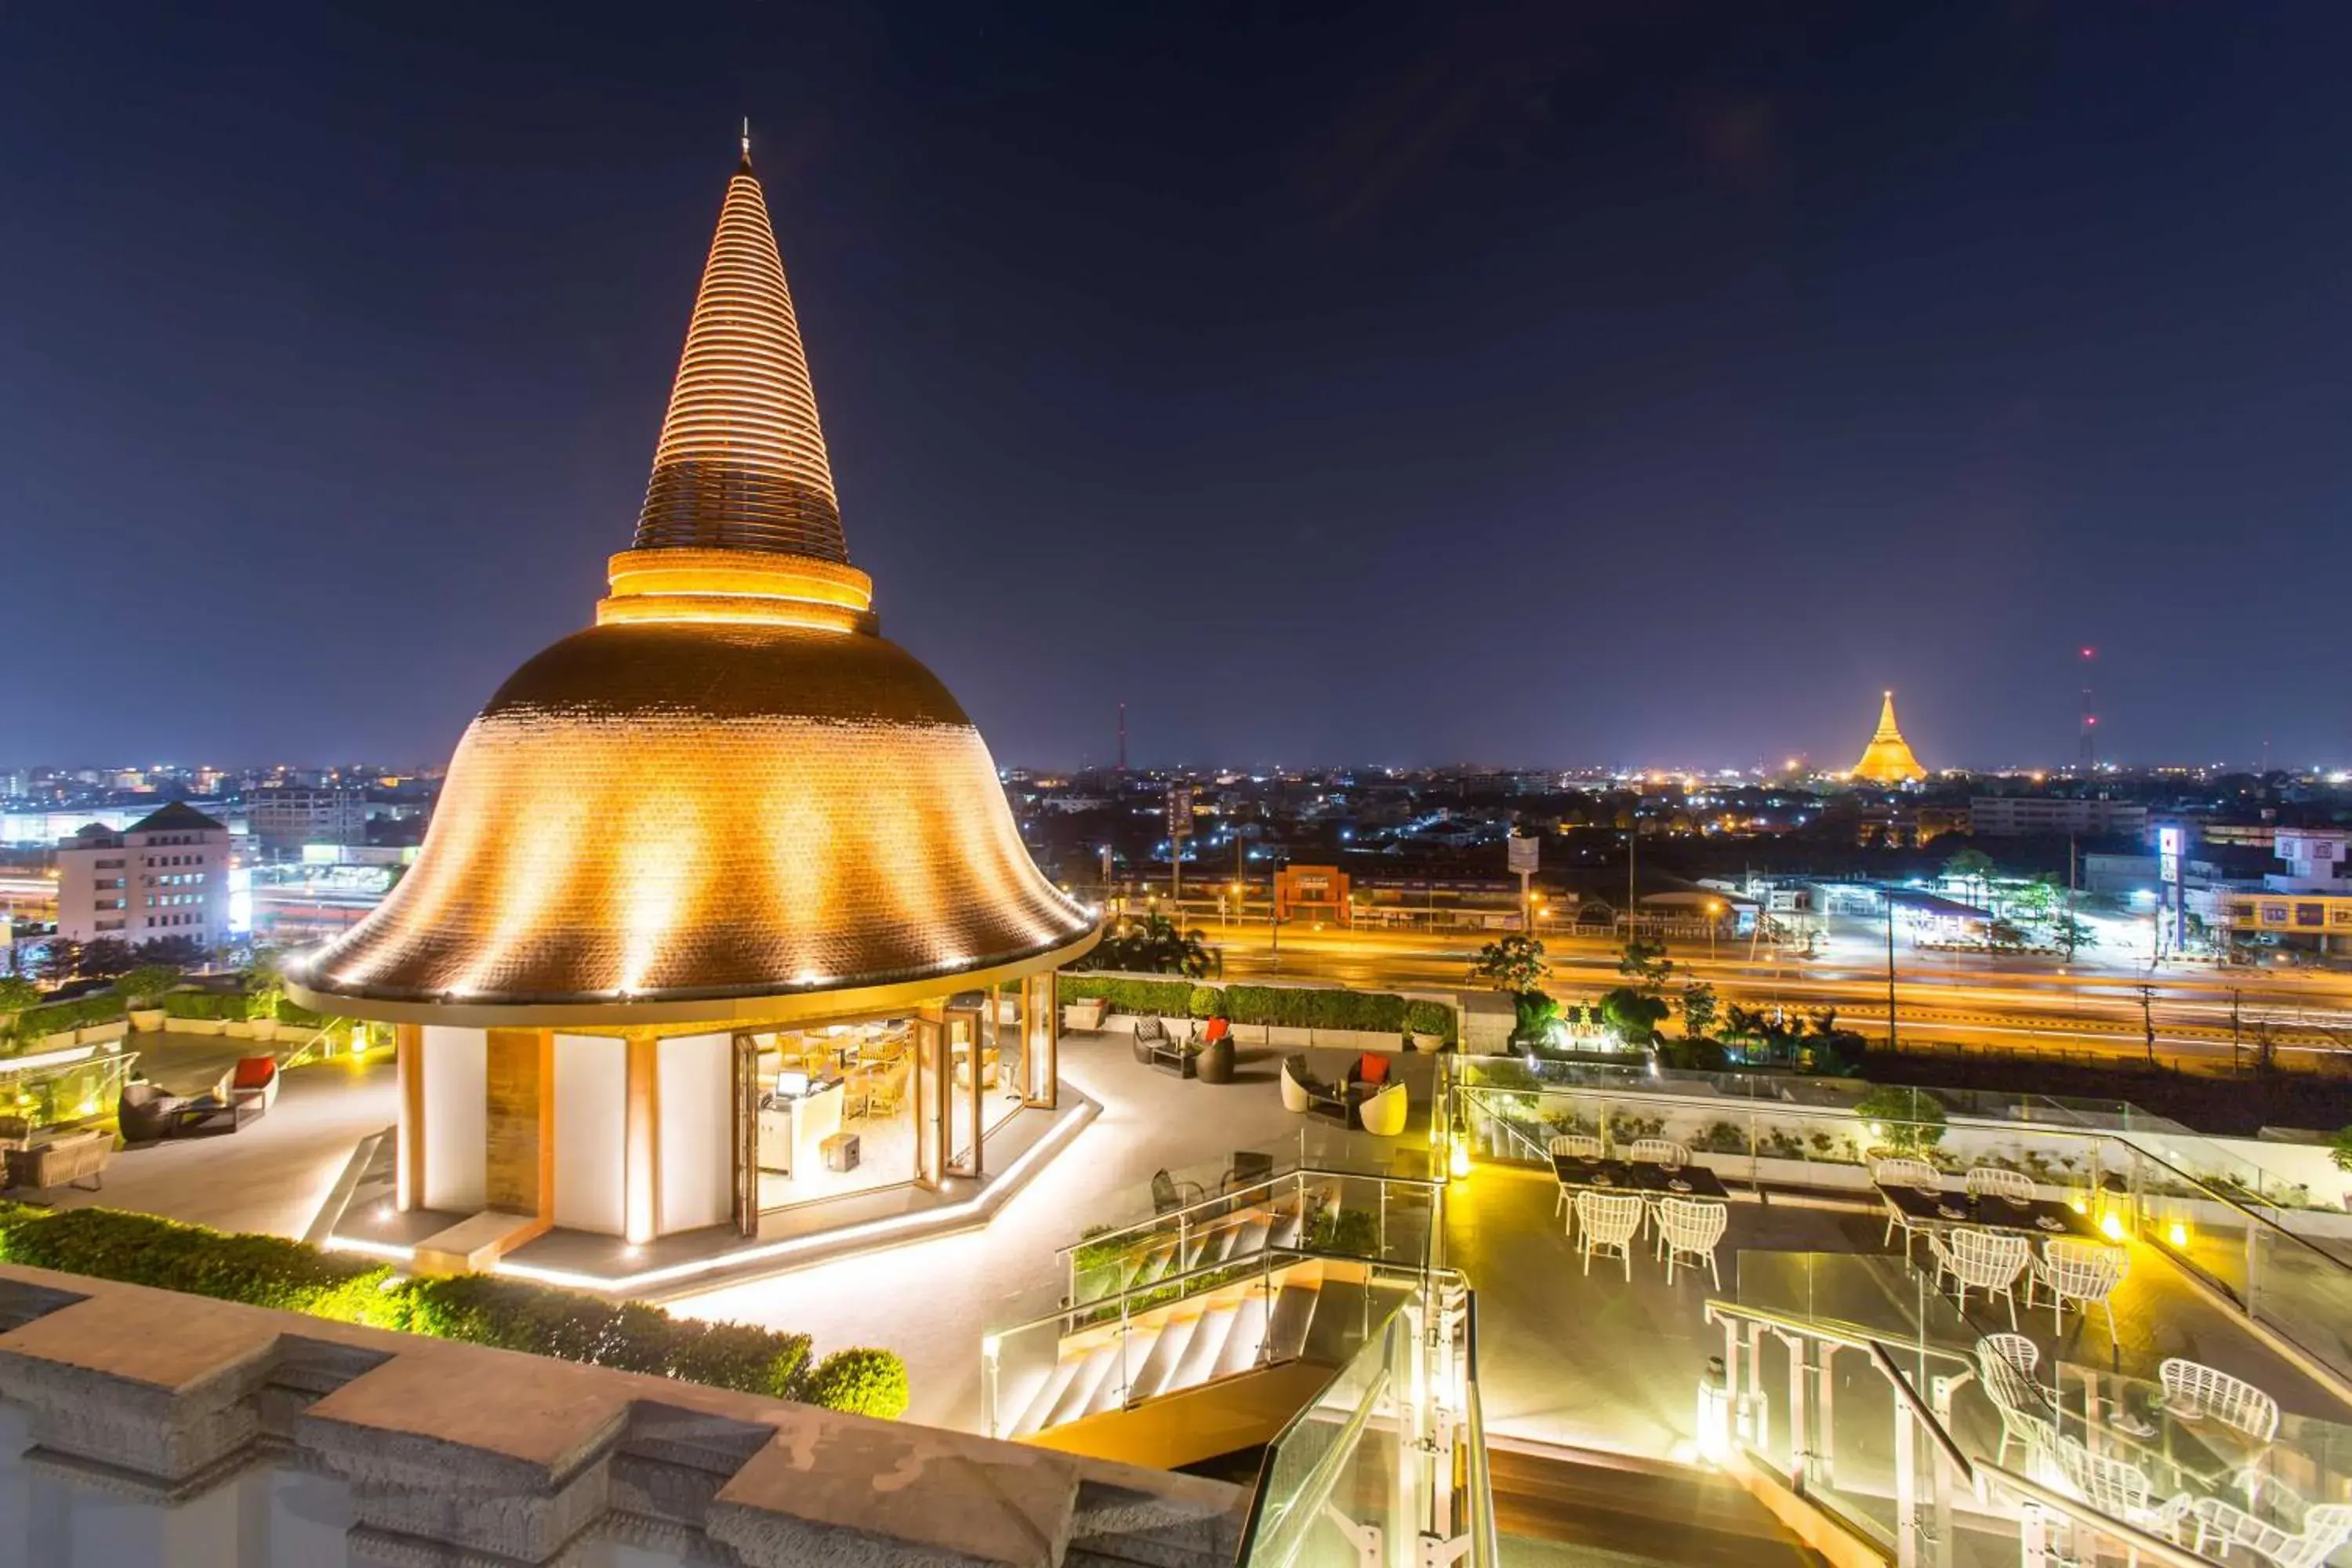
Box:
xmin=1850 ymin=691 xmax=1928 ymax=783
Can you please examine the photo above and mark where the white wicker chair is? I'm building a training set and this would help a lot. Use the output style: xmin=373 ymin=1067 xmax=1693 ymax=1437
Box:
xmin=1549 ymin=1134 xmax=1602 ymax=1226
xmin=2178 ymin=1499 xmax=2352 ymax=1567
xmin=2024 ymin=1240 xmax=2129 ymax=1341
xmin=1928 ymin=1227 xmax=2031 ymax=1327
xmin=1965 ymin=1165 xmax=2034 ymax=1204
xmin=2158 ymin=1357 xmax=2280 ymax=1443
xmin=1974 ymin=1338 xmax=2049 ymax=1468
xmin=1980 ymin=1331 xmax=2039 ymax=1378
xmin=1625 ymin=1138 xmax=1688 ymax=1167
xmin=2048 ymin=1434 xmax=2180 ymax=1534
xmin=1573 ymin=1190 xmax=1646 ymax=1280
xmin=1873 ymin=1156 xmax=1941 ymax=1259
xmin=1653 ymin=1197 xmax=1730 ymax=1287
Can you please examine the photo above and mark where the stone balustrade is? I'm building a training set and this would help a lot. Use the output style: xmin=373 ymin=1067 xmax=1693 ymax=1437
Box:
xmin=0 ymin=1265 xmax=1245 ymax=1566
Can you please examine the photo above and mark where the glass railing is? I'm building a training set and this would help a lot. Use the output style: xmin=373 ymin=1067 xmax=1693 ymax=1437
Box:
xmin=1706 ymin=1290 xmax=2238 ymax=1567
xmin=1235 ymin=1273 xmax=1493 ymax=1568
xmin=1451 ymin=1073 xmax=2352 ymax=1388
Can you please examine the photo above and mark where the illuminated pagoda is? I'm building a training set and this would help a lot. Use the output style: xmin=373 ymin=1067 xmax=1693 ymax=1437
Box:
xmin=292 ymin=138 xmax=1098 ymax=1273
xmin=1849 ymin=690 xmax=1929 ymax=784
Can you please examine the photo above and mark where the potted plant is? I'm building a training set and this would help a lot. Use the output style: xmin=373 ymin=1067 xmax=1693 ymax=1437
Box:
xmin=1403 ymin=1000 xmax=1452 ymax=1052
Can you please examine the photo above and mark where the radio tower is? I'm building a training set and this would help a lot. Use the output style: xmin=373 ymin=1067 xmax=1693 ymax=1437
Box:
xmin=2078 ymin=647 xmax=2097 ymax=776
xmin=1116 ymin=702 xmax=1127 ymax=775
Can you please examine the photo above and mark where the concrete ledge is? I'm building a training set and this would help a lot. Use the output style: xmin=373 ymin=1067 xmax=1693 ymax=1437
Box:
xmin=412 ymin=1210 xmax=549 ymax=1275
xmin=0 ymin=1265 xmax=1247 ymax=1566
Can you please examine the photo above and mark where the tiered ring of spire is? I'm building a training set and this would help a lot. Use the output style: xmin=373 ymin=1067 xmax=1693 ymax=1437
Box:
xmin=633 ymin=147 xmax=848 ymax=563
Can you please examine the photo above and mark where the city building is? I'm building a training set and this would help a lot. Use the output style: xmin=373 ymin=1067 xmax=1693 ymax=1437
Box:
xmin=1847 ymin=690 xmax=1927 ymax=783
xmin=2268 ymin=826 xmax=2350 ymax=893
xmin=55 ymin=800 xmax=232 ymax=947
xmin=289 ymin=143 xmax=1098 ymax=1278
xmin=1966 ymin=795 xmax=2150 ymax=838
xmin=247 ymin=782 xmax=369 ymax=853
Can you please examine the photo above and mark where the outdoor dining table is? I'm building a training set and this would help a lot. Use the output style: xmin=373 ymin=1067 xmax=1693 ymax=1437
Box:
xmin=2042 ymin=1364 xmax=2352 ymax=1530
xmin=1552 ymin=1156 xmax=1732 ymax=1203
xmin=1873 ymin=1181 xmax=2102 ymax=1243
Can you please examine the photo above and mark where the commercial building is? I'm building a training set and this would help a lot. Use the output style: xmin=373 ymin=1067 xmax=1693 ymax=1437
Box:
xmin=1965 ymin=795 xmax=2149 ymax=838
xmin=247 ymin=782 xmax=368 ymax=853
xmin=290 ymin=143 xmax=1097 ymax=1278
xmin=55 ymin=800 xmax=233 ymax=947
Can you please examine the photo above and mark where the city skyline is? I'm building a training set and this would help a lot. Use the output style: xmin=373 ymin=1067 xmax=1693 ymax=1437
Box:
xmin=8 ymin=5 xmax=2350 ymax=767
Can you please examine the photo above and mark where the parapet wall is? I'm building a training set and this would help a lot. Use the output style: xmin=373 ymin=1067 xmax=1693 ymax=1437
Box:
xmin=0 ymin=1265 xmax=1246 ymax=1567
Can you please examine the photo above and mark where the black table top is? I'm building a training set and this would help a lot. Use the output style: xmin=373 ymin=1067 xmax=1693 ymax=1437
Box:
xmin=1874 ymin=1181 xmax=2101 ymax=1240
xmin=1552 ymin=1156 xmax=1731 ymax=1201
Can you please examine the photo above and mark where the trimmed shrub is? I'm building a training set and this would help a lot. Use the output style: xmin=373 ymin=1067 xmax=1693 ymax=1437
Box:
xmin=162 ymin=990 xmax=252 ymax=1021
xmin=1056 ymin=975 xmax=1196 ymax=1017
xmin=1223 ymin=985 xmax=1406 ymax=1034
xmin=16 ymin=993 xmax=128 ymax=1039
xmin=800 ymin=1348 xmax=910 ymax=1419
xmin=1187 ymin=985 xmax=1225 ymax=1018
xmin=0 ymin=1203 xmax=890 ymax=1413
xmin=1402 ymin=1000 xmax=1456 ymax=1042
xmin=275 ymin=998 xmax=326 ymax=1028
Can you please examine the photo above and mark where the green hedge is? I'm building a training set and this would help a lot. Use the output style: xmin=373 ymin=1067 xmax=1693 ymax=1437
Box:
xmin=162 ymin=991 xmax=252 ymax=1021
xmin=0 ymin=1205 xmax=905 ymax=1417
xmin=1060 ymin=974 xmax=1455 ymax=1040
xmin=16 ymin=994 xmax=127 ymax=1038
xmin=1057 ymin=975 xmax=1198 ymax=1016
xmin=275 ymin=998 xmax=326 ymax=1027
xmin=1223 ymin=985 xmax=1406 ymax=1034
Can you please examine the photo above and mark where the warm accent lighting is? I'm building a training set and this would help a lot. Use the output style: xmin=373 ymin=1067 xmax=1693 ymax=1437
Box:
xmin=2100 ymin=1211 xmax=2126 ymax=1241
xmin=2168 ymin=1221 xmax=2189 ymax=1248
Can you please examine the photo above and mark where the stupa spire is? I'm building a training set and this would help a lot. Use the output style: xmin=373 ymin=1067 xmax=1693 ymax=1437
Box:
xmin=633 ymin=142 xmax=848 ymax=563
xmin=1851 ymin=690 xmax=1928 ymax=782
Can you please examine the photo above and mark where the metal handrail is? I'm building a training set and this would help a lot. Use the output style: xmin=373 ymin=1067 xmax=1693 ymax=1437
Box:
xmin=1871 ymin=1341 xmax=1978 ymax=1493
xmin=1054 ymin=1161 xmax=1445 ymax=1258
xmin=1703 ymin=1297 xmax=1976 ymax=1368
xmin=996 ymin=1246 xmax=1439 ymax=1343
xmin=1979 ymin=1464 xmax=2214 ymax=1568
xmin=1235 ymin=1360 xmax=1395 ymax=1566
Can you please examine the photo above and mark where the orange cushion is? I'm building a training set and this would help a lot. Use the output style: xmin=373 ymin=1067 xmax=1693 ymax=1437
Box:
xmin=232 ymin=1057 xmax=276 ymax=1089
xmin=1358 ymin=1053 xmax=1388 ymax=1086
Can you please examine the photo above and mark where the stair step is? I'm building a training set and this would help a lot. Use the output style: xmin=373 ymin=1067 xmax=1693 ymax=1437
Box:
xmin=1042 ymin=1342 xmax=1120 ymax=1428
xmin=1010 ymin=1352 xmax=1087 ymax=1438
xmin=1083 ymin=1327 xmax=1160 ymax=1416
xmin=1270 ymin=1210 xmax=1303 ymax=1249
xmin=1262 ymin=1279 xmax=1319 ymax=1363
xmin=1229 ymin=1213 xmax=1272 ymax=1260
xmin=1211 ymin=1294 xmax=1269 ymax=1380
xmin=1127 ymin=1311 xmax=1201 ymax=1401
xmin=1488 ymin=1446 xmax=1829 ymax=1567
xmin=1165 ymin=1302 xmax=1240 ymax=1394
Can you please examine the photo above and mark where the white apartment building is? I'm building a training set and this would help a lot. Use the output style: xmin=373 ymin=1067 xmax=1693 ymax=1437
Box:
xmin=248 ymin=783 xmax=368 ymax=853
xmin=55 ymin=801 xmax=232 ymax=948
xmin=1965 ymin=796 xmax=2149 ymax=838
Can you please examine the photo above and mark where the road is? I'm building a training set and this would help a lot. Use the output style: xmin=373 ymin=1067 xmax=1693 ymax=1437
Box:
xmin=1190 ymin=921 xmax=2352 ymax=1065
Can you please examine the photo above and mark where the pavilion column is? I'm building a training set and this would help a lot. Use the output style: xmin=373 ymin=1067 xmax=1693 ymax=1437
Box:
xmin=395 ymin=1024 xmax=424 ymax=1211
xmin=484 ymin=1027 xmax=554 ymax=1227
xmin=623 ymin=1031 xmax=661 ymax=1245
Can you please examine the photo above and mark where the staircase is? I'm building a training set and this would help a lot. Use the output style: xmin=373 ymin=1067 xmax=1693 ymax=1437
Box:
xmin=1487 ymin=1444 xmax=1830 ymax=1567
xmin=1070 ymin=1200 xmax=1302 ymax=1308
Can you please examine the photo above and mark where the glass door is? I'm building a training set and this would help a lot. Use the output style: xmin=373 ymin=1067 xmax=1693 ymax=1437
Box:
xmin=913 ymin=1014 xmax=945 ymax=1190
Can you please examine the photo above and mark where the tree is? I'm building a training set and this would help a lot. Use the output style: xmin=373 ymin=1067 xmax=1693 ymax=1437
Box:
xmin=1469 ymin=933 xmax=1549 ymax=996
xmin=1944 ymin=848 xmax=1996 ymax=911
xmin=114 ymin=965 xmax=183 ymax=1007
xmin=78 ymin=936 xmax=136 ymax=980
xmin=35 ymin=938 xmax=82 ymax=983
xmin=2331 ymin=1127 xmax=2352 ymax=1176
xmin=0 ymin=976 xmax=38 ymax=1015
xmin=1618 ymin=935 xmax=1674 ymax=991
xmin=1679 ymin=982 xmax=1719 ymax=1039
xmin=1854 ymin=1084 xmax=1947 ymax=1157
xmin=2053 ymin=915 xmax=2096 ymax=962
xmin=1079 ymin=913 xmax=1210 ymax=978
xmin=1598 ymin=986 xmax=1669 ymax=1047
xmin=135 ymin=935 xmax=208 ymax=968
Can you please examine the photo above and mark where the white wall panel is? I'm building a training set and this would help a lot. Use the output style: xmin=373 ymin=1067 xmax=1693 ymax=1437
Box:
xmin=554 ymin=1034 xmax=626 ymax=1236
xmin=659 ymin=1032 xmax=733 ymax=1234
xmin=419 ymin=1026 xmax=485 ymax=1213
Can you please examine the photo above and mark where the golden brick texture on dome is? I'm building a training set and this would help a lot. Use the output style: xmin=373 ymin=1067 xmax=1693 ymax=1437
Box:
xmin=299 ymin=622 xmax=1094 ymax=1007
xmin=633 ymin=153 xmax=847 ymax=562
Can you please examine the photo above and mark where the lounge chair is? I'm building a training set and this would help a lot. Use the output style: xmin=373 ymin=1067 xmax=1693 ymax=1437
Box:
xmin=1358 ymin=1080 xmax=1408 ymax=1138
xmin=3 ymin=1127 xmax=112 ymax=1193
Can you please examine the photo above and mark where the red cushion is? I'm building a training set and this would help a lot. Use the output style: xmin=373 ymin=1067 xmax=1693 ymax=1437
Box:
xmin=1203 ymin=1018 xmax=1229 ymax=1044
xmin=232 ymin=1057 xmax=276 ymax=1090
xmin=1358 ymin=1053 xmax=1388 ymax=1086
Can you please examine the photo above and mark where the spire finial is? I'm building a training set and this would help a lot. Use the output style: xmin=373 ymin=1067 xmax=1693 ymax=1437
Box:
xmin=741 ymin=117 xmax=751 ymax=158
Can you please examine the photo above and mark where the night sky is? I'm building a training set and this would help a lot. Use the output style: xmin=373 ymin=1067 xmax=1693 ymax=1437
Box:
xmin=6 ymin=4 xmax=2347 ymax=772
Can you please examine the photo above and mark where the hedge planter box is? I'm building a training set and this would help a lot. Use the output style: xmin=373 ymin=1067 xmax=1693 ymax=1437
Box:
xmin=75 ymin=1025 xmax=125 ymax=1045
xmin=175 ymin=1018 xmax=228 ymax=1037
xmin=128 ymin=1008 xmax=166 ymax=1033
xmin=225 ymin=1018 xmax=263 ymax=1040
xmin=41 ymin=1032 xmax=78 ymax=1053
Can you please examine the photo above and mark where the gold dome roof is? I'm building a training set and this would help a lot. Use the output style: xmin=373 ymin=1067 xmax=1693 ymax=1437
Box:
xmin=293 ymin=142 xmax=1094 ymax=1020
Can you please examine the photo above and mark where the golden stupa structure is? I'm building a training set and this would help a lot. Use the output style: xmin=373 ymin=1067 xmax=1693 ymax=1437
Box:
xmin=292 ymin=138 xmax=1097 ymax=1270
xmin=1849 ymin=691 xmax=1929 ymax=783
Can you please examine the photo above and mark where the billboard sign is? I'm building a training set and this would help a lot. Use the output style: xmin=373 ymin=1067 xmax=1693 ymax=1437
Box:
xmin=1506 ymin=834 xmax=1539 ymax=875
